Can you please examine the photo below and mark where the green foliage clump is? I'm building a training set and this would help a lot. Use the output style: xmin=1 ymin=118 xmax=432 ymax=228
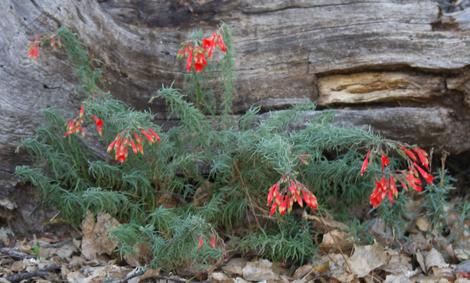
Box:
xmin=16 ymin=25 xmax=437 ymax=272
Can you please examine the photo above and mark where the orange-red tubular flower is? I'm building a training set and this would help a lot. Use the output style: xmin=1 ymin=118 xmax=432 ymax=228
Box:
xmin=381 ymin=153 xmax=390 ymax=171
xmin=360 ymin=150 xmax=371 ymax=176
xmin=413 ymin=147 xmax=430 ymax=170
xmin=413 ymin=162 xmax=434 ymax=184
xmin=27 ymin=41 xmax=40 ymax=59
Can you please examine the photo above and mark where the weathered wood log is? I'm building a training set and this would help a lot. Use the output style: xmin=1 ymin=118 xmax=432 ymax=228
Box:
xmin=1 ymin=0 xmax=470 ymax=232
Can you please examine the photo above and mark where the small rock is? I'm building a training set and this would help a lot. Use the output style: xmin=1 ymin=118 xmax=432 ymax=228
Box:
xmin=10 ymin=260 xmax=26 ymax=272
xmin=384 ymin=274 xmax=413 ymax=283
xmin=222 ymin=258 xmax=247 ymax=276
xmin=234 ymin=277 xmax=249 ymax=283
xmin=242 ymin=259 xmax=279 ymax=281
xmin=139 ymin=268 xmax=161 ymax=281
xmin=209 ymin=272 xmax=233 ymax=283
xmin=456 ymin=260 xmax=470 ymax=274
xmin=54 ymin=242 xmax=77 ymax=260
xmin=0 ymin=227 xmax=14 ymax=246
xmin=68 ymin=256 xmax=85 ymax=268
xmin=79 ymin=264 xmax=131 ymax=283
xmin=0 ymin=198 xmax=16 ymax=210
xmin=416 ymin=217 xmax=431 ymax=232
xmin=66 ymin=270 xmax=86 ymax=283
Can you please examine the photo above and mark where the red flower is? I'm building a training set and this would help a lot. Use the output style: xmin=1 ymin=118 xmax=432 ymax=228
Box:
xmin=413 ymin=162 xmax=433 ymax=184
xmin=370 ymin=178 xmax=387 ymax=208
xmin=399 ymin=177 xmax=408 ymax=191
xmin=133 ymin=133 xmax=144 ymax=154
xmin=381 ymin=153 xmax=390 ymax=171
xmin=79 ymin=105 xmax=85 ymax=118
xmin=140 ymin=129 xmax=155 ymax=143
xmin=289 ymin=180 xmax=303 ymax=207
xmin=91 ymin=115 xmax=104 ymax=136
xmin=177 ymin=43 xmax=194 ymax=72
xmin=267 ymin=182 xmax=280 ymax=205
xmin=267 ymin=177 xmax=316 ymax=215
xmin=50 ymin=35 xmax=61 ymax=49
xmin=269 ymin=202 xmax=278 ymax=216
xmin=413 ymin=147 xmax=430 ymax=170
xmin=27 ymin=41 xmax=40 ymax=60
xmin=202 ymin=32 xmax=226 ymax=58
xmin=215 ymin=33 xmax=227 ymax=53
xmin=148 ymin=128 xmax=161 ymax=142
xmin=209 ymin=233 xmax=217 ymax=249
xmin=405 ymin=169 xmax=423 ymax=192
xmin=185 ymin=50 xmax=193 ymax=72
xmin=388 ymin=176 xmax=398 ymax=203
xmin=197 ymin=236 xmax=204 ymax=250
xmin=278 ymin=197 xmax=287 ymax=215
xmin=360 ymin=150 xmax=371 ymax=176
xmin=202 ymin=33 xmax=216 ymax=58
xmin=107 ymin=138 xmax=117 ymax=153
xmin=301 ymin=189 xmax=318 ymax=210
xmin=193 ymin=47 xmax=207 ymax=72
xmin=401 ymin=146 xmax=417 ymax=162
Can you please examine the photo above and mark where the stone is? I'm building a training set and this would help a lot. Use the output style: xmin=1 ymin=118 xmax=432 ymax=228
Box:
xmin=242 ymin=259 xmax=279 ymax=281
xmin=416 ymin=217 xmax=432 ymax=232
xmin=209 ymin=272 xmax=234 ymax=283
xmin=222 ymin=258 xmax=247 ymax=276
xmin=0 ymin=227 xmax=14 ymax=246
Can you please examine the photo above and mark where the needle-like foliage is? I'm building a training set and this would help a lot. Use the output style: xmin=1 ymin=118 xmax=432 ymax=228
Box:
xmin=16 ymin=26 xmax=439 ymax=272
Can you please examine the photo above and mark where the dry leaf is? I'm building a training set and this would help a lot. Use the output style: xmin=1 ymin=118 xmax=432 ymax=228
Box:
xmin=416 ymin=250 xmax=427 ymax=273
xmin=424 ymin=248 xmax=448 ymax=270
xmin=381 ymin=250 xmax=413 ymax=276
xmin=320 ymin=230 xmax=353 ymax=253
xmin=327 ymin=253 xmax=355 ymax=282
xmin=349 ymin=243 xmax=388 ymax=278
xmin=81 ymin=212 xmax=120 ymax=260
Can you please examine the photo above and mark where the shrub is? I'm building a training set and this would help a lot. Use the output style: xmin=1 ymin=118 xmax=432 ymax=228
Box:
xmin=18 ymin=25 xmax=436 ymax=271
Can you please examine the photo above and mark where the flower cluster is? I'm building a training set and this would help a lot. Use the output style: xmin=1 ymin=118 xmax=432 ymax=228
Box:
xmin=361 ymin=146 xmax=434 ymax=208
xmin=197 ymin=233 xmax=218 ymax=250
xmin=106 ymin=128 xmax=160 ymax=163
xmin=27 ymin=40 xmax=40 ymax=60
xmin=64 ymin=105 xmax=104 ymax=138
xmin=27 ymin=34 xmax=62 ymax=60
xmin=267 ymin=176 xmax=318 ymax=216
xmin=177 ymin=31 xmax=227 ymax=73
